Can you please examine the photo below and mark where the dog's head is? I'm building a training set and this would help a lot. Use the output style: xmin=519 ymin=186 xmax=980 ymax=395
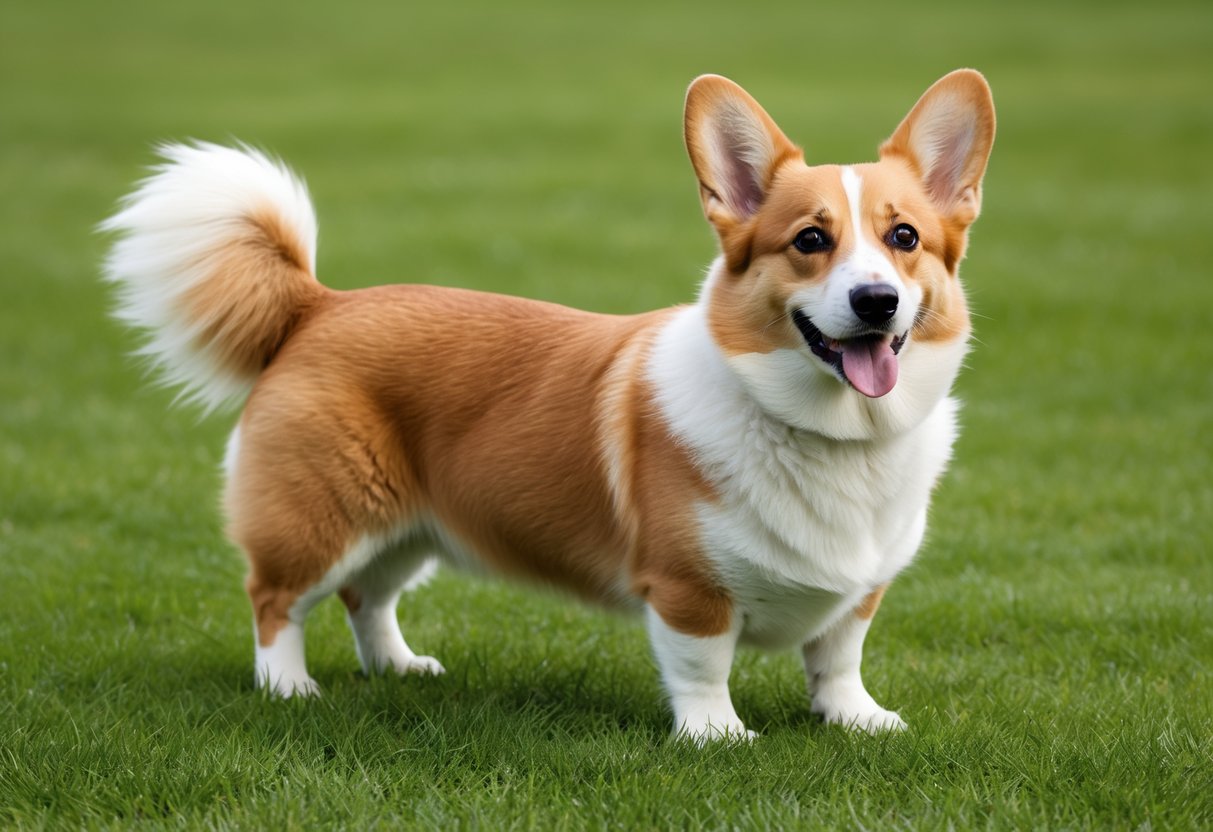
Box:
xmin=685 ymin=70 xmax=995 ymax=438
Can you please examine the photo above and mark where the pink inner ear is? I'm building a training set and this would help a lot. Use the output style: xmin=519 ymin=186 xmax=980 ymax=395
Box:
xmin=921 ymin=113 xmax=976 ymax=205
xmin=714 ymin=132 xmax=764 ymax=218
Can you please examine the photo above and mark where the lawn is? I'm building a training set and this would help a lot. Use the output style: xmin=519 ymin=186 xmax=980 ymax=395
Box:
xmin=2 ymin=0 xmax=1211 ymax=828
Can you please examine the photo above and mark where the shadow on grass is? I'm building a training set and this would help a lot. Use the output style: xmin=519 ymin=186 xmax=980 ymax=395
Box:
xmin=83 ymin=643 xmax=677 ymax=747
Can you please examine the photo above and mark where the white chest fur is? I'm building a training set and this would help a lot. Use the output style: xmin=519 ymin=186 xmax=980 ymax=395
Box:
xmin=647 ymin=305 xmax=962 ymax=649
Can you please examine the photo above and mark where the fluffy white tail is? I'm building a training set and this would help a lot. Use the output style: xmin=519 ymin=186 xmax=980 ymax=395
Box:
xmin=101 ymin=142 xmax=325 ymax=412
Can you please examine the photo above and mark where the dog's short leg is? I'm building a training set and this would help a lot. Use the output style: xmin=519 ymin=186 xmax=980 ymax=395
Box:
xmin=249 ymin=585 xmax=321 ymax=698
xmin=340 ymin=555 xmax=443 ymax=678
xmin=801 ymin=584 xmax=906 ymax=733
xmin=646 ymin=605 xmax=752 ymax=743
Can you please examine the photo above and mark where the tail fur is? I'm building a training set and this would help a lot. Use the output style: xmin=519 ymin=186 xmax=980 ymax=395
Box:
xmin=101 ymin=142 xmax=325 ymax=412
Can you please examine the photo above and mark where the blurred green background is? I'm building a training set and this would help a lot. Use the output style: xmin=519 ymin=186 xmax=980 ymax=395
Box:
xmin=2 ymin=0 xmax=1210 ymax=827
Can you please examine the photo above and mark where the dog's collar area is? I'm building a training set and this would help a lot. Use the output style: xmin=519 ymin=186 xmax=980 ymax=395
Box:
xmin=791 ymin=310 xmax=907 ymax=398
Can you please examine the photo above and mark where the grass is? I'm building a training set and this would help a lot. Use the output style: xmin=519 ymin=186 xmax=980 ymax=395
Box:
xmin=2 ymin=0 xmax=1212 ymax=827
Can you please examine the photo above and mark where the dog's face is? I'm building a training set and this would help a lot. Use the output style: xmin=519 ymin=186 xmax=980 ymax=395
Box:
xmin=684 ymin=71 xmax=995 ymax=437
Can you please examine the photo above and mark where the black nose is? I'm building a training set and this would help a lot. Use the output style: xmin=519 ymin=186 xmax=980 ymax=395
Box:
xmin=849 ymin=283 xmax=899 ymax=325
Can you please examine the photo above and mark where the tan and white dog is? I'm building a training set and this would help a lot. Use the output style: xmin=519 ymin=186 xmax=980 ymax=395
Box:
xmin=103 ymin=70 xmax=994 ymax=742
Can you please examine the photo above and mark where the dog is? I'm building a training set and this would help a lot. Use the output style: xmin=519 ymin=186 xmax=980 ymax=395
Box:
xmin=102 ymin=70 xmax=995 ymax=742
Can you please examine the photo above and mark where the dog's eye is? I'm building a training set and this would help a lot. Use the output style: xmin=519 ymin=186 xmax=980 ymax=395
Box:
xmin=792 ymin=226 xmax=832 ymax=254
xmin=887 ymin=223 xmax=918 ymax=251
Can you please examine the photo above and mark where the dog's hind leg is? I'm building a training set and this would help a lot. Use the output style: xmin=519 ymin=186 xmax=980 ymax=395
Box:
xmin=339 ymin=546 xmax=444 ymax=678
xmin=801 ymin=584 xmax=906 ymax=733
xmin=247 ymin=577 xmax=323 ymax=698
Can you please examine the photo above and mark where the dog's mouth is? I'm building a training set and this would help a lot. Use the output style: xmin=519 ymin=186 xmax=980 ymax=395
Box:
xmin=791 ymin=310 xmax=907 ymax=399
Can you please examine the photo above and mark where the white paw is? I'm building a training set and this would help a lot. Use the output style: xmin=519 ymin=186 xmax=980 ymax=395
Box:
xmin=392 ymin=654 xmax=445 ymax=677
xmin=812 ymin=680 xmax=906 ymax=734
xmin=674 ymin=718 xmax=757 ymax=746
xmin=361 ymin=648 xmax=446 ymax=677
xmin=262 ymin=674 xmax=321 ymax=699
xmin=820 ymin=705 xmax=906 ymax=734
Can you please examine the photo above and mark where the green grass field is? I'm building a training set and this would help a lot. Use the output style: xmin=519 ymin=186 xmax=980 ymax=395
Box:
xmin=3 ymin=0 xmax=1211 ymax=827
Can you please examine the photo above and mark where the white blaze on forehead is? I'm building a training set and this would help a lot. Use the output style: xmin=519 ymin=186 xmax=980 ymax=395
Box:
xmin=840 ymin=166 xmax=896 ymax=277
xmin=836 ymin=166 xmax=906 ymax=293
xmin=841 ymin=166 xmax=867 ymax=248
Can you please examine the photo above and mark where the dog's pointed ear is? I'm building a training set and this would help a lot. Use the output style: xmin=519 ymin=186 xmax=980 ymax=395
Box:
xmin=880 ymin=69 xmax=996 ymax=227
xmin=684 ymin=75 xmax=801 ymax=255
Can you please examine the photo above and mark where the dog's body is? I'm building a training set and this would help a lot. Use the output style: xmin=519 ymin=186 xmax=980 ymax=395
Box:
xmin=103 ymin=71 xmax=994 ymax=741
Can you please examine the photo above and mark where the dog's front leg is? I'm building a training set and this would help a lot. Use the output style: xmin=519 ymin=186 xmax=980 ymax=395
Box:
xmin=801 ymin=584 xmax=907 ymax=733
xmin=645 ymin=604 xmax=753 ymax=743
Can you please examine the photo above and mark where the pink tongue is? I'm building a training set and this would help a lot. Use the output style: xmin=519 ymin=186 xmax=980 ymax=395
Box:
xmin=840 ymin=337 xmax=899 ymax=398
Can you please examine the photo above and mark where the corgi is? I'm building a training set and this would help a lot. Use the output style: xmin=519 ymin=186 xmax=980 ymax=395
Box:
xmin=102 ymin=70 xmax=995 ymax=742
